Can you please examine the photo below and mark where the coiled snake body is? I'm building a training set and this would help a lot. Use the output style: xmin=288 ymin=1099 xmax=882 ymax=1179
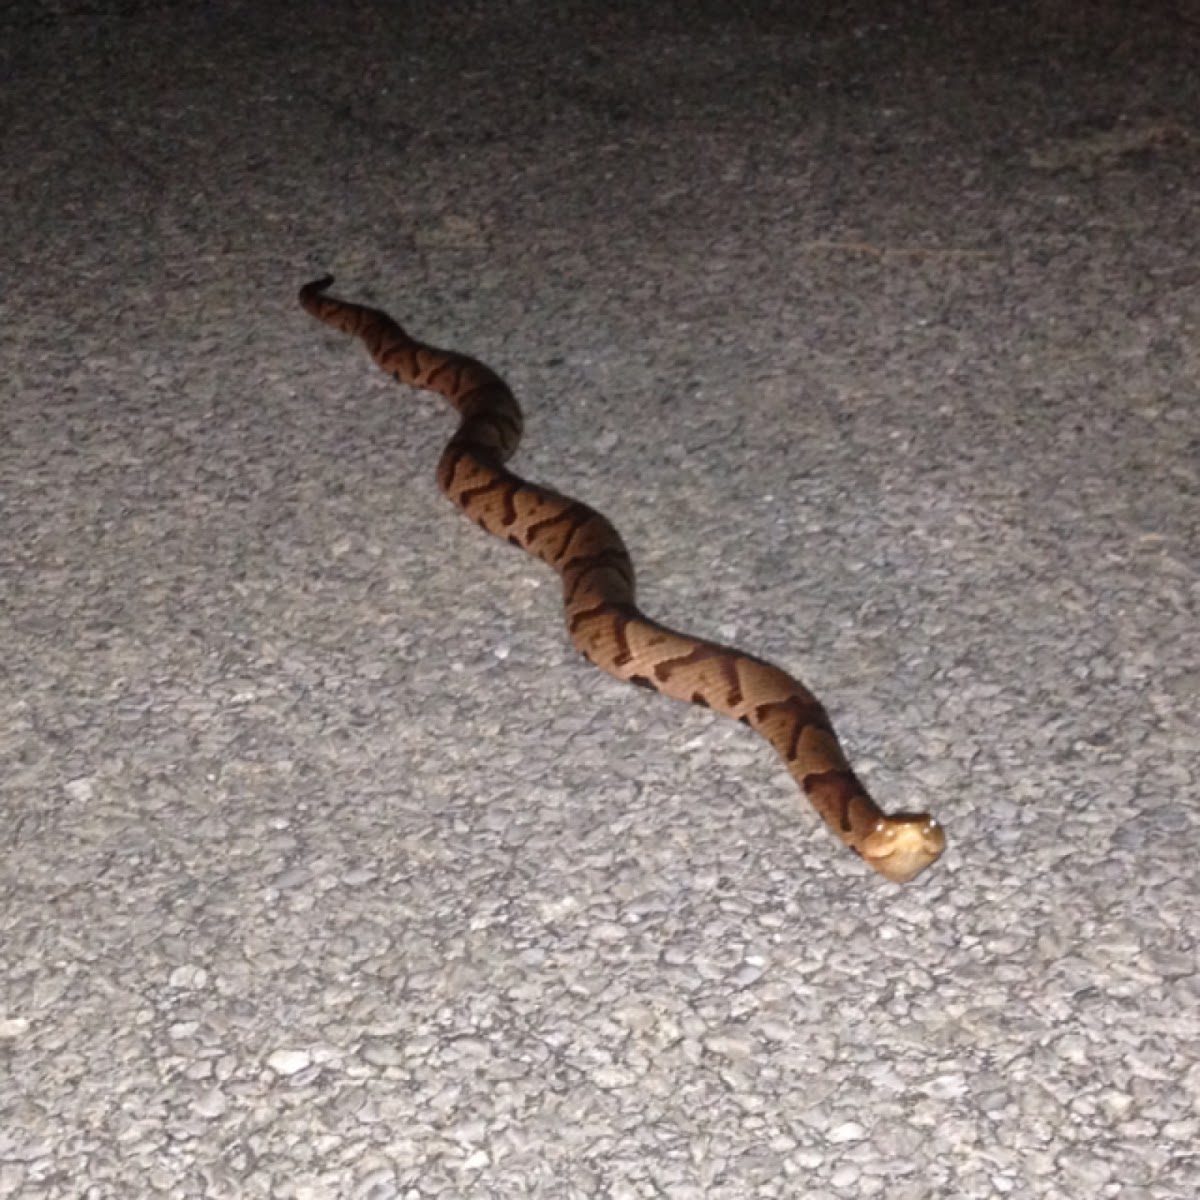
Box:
xmin=300 ymin=277 xmax=945 ymax=883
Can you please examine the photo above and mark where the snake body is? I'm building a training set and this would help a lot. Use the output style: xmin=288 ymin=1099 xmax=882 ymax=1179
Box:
xmin=300 ymin=277 xmax=945 ymax=882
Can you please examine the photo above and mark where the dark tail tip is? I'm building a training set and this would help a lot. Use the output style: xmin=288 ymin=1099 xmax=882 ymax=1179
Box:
xmin=299 ymin=275 xmax=335 ymax=307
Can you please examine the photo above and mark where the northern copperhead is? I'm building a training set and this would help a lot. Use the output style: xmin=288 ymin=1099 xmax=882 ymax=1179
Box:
xmin=300 ymin=277 xmax=945 ymax=883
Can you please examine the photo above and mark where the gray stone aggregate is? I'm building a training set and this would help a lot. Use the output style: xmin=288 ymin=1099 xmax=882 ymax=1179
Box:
xmin=2 ymin=1 xmax=1198 ymax=1197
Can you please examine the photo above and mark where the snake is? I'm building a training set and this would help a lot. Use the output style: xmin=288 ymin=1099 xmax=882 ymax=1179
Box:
xmin=299 ymin=277 xmax=945 ymax=883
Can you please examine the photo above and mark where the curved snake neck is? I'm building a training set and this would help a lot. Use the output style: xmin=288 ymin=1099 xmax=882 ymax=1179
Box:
xmin=300 ymin=276 xmax=945 ymax=883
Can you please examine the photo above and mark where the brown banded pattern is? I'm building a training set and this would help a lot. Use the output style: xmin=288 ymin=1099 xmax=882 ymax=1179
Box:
xmin=300 ymin=276 xmax=946 ymax=883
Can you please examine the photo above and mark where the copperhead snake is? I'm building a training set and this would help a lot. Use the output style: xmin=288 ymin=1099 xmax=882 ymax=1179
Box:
xmin=299 ymin=277 xmax=945 ymax=883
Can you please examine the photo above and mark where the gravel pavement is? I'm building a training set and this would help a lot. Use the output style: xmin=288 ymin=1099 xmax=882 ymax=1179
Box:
xmin=3 ymin=2 xmax=1198 ymax=1197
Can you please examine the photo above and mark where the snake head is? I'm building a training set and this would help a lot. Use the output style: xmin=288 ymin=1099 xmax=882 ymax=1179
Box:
xmin=858 ymin=814 xmax=946 ymax=883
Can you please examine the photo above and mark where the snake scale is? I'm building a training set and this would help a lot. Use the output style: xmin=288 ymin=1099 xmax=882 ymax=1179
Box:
xmin=300 ymin=277 xmax=945 ymax=883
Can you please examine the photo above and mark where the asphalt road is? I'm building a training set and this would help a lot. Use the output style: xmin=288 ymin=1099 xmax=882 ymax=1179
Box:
xmin=2 ymin=2 xmax=1198 ymax=1197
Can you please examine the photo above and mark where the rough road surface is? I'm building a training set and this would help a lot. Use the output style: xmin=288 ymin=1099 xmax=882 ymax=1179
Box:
xmin=2 ymin=2 xmax=1197 ymax=1197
